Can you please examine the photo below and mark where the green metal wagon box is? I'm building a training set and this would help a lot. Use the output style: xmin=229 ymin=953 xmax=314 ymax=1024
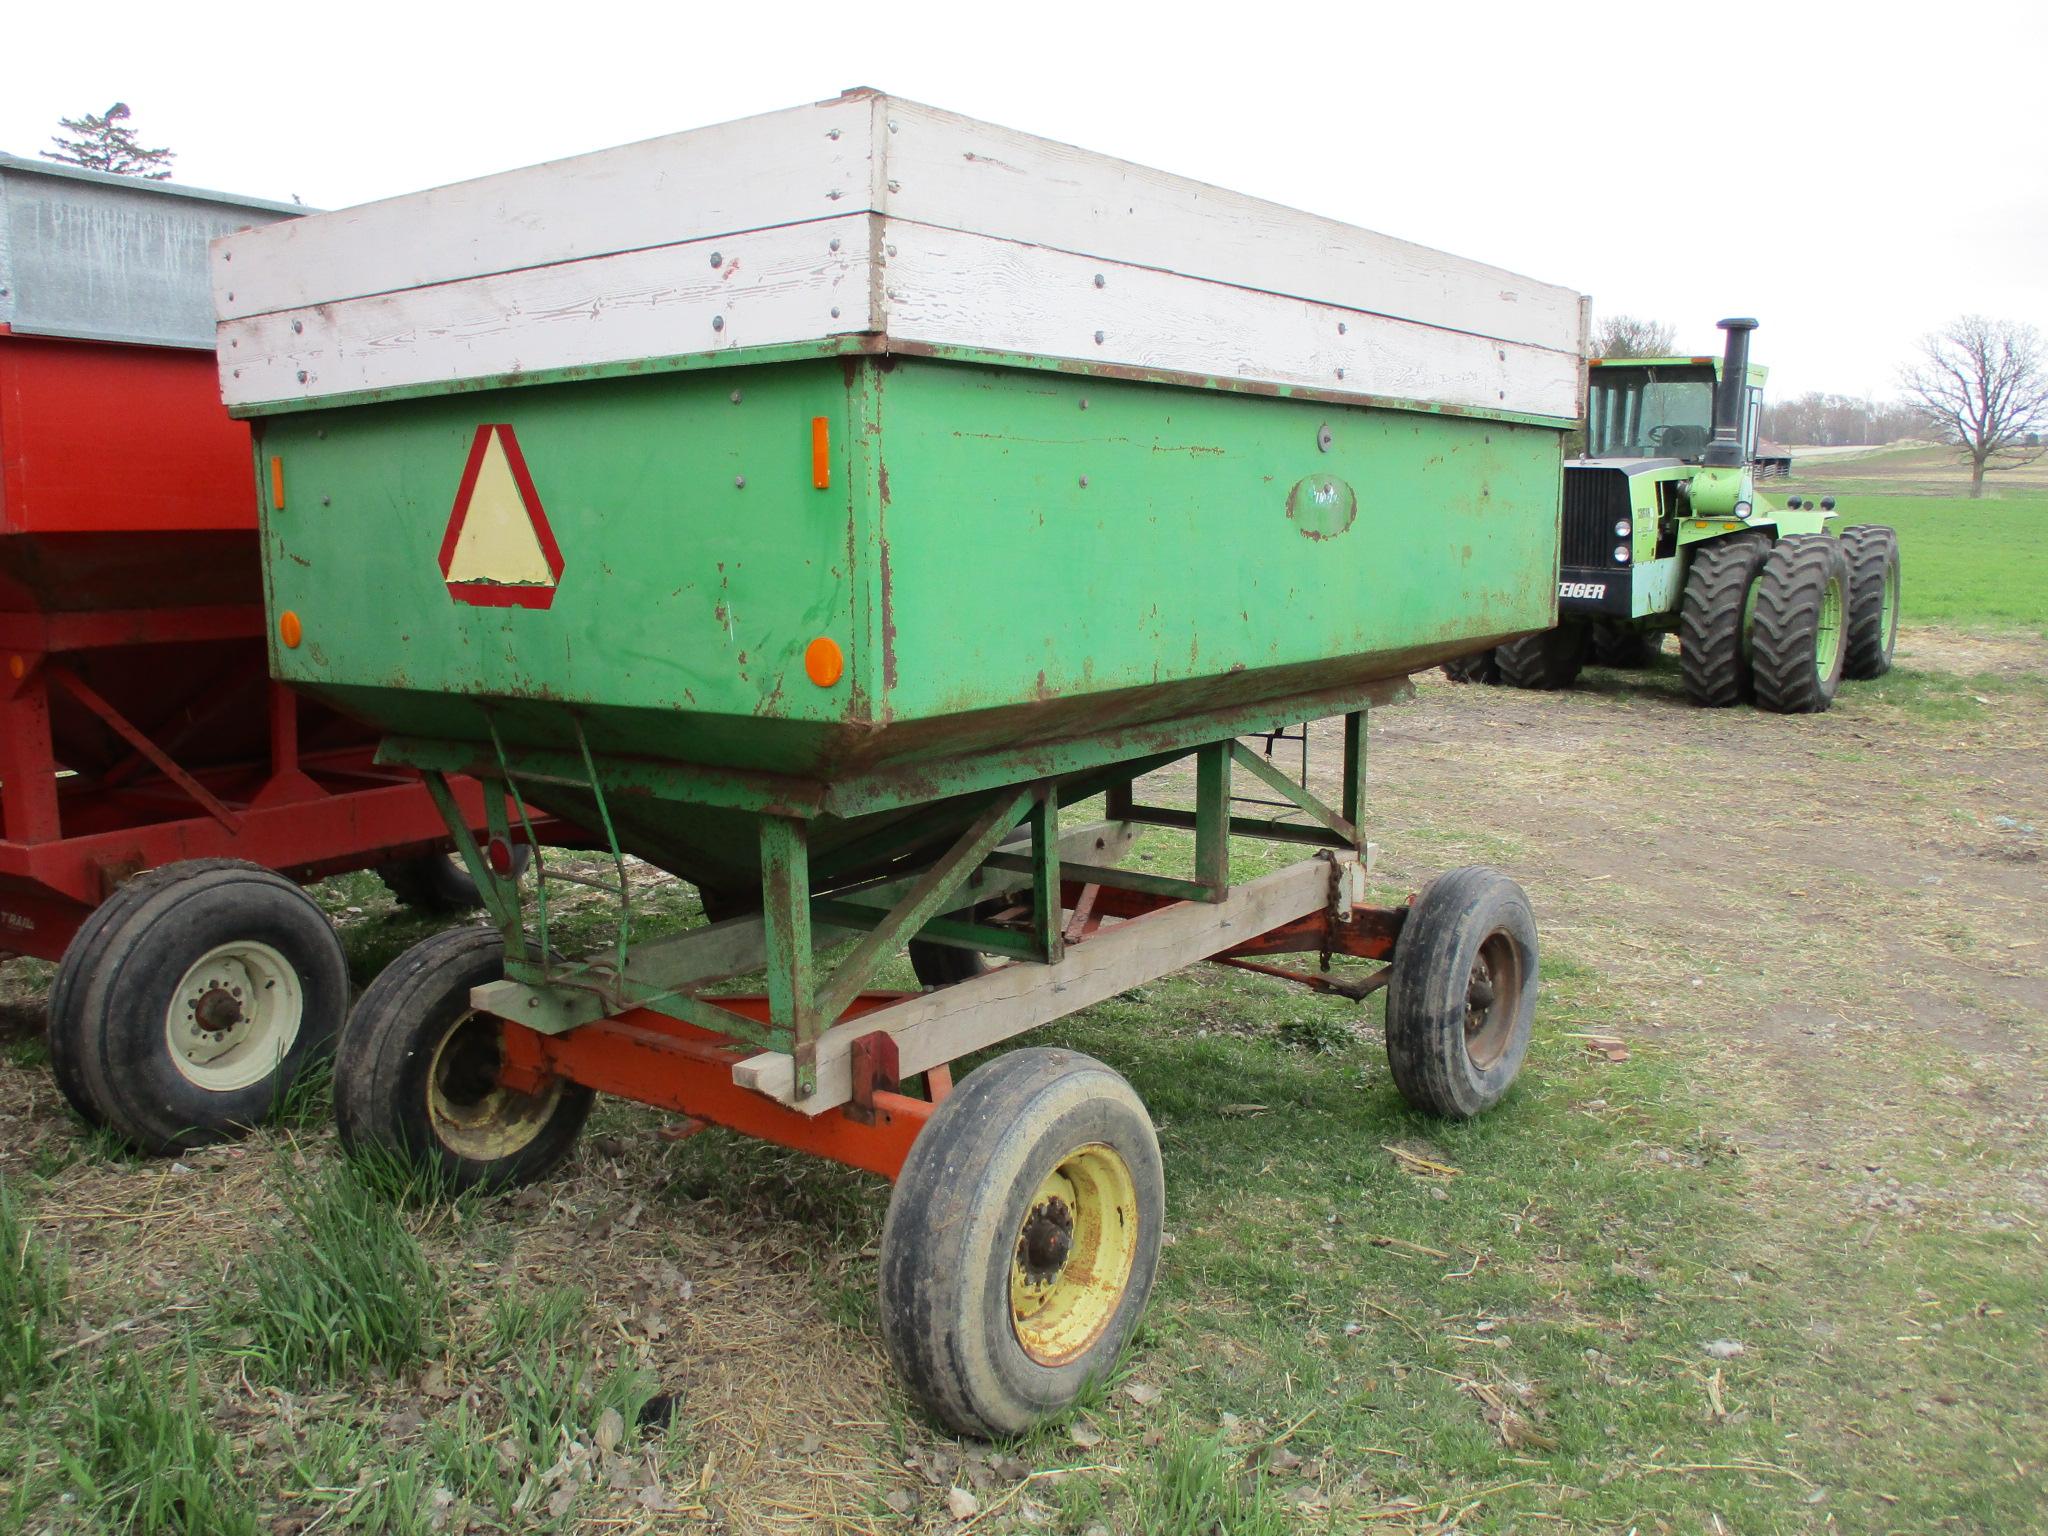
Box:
xmin=213 ymin=89 xmax=1582 ymax=1436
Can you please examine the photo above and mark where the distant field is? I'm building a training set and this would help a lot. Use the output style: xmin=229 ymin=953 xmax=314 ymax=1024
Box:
xmin=1773 ymin=445 xmax=2048 ymax=631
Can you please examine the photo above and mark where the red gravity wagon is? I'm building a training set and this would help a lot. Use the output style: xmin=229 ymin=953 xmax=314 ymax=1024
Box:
xmin=0 ymin=153 xmax=547 ymax=1152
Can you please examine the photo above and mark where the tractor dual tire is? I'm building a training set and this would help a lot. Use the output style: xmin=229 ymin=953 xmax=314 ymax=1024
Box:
xmin=51 ymin=860 xmax=347 ymax=1154
xmin=1384 ymin=866 xmax=1538 ymax=1120
xmin=1496 ymin=627 xmax=1586 ymax=691
xmin=1840 ymin=524 xmax=1901 ymax=680
xmin=880 ymin=1047 xmax=1164 ymax=1439
xmin=334 ymin=927 xmax=593 ymax=1191
xmin=1679 ymin=534 xmax=1771 ymax=707
xmin=1440 ymin=649 xmax=1502 ymax=685
xmin=1752 ymin=534 xmax=1851 ymax=714
xmin=1589 ymin=624 xmax=1658 ymax=669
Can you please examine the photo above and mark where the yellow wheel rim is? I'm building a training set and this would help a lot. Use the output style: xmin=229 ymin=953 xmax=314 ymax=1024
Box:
xmin=1009 ymin=1143 xmax=1140 ymax=1367
xmin=426 ymin=1010 xmax=563 ymax=1160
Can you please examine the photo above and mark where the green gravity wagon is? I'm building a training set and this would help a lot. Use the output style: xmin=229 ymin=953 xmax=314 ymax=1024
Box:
xmin=1447 ymin=319 xmax=1902 ymax=711
xmin=213 ymin=89 xmax=1585 ymax=1435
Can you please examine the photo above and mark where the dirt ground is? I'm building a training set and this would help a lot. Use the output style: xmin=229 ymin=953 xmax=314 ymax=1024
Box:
xmin=2 ymin=625 xmax=2044 ymax=1532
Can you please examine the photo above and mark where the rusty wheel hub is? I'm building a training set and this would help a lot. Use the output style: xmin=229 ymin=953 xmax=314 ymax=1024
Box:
xmin=1017 ymin=1195 xmax=1074 ymax=1284
xmin=192 ymin=984 xmax=246 ymax=1035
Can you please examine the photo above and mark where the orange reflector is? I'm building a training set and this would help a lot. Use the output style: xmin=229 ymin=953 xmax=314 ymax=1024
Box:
xmin=804 ymin=636 xmax=844 ymax=688
xmin=278 ymin=611 xmax=303 ymax=649
xmin=7 ymin=654 xmax=25 ymax=680
xmin=811 ymin=416 xmax=830 ymax=489
xmin=269 ymin=455 xmax=285 ymax=510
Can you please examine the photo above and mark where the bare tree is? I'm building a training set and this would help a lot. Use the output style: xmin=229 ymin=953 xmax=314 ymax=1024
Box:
xmin=1592 ymin=315 xmax=1677 ymax=359
xmin=1900 ymin=317 xmax=2048 ymax=497
xmin=41 ymin=102 xmax=175 ymax=180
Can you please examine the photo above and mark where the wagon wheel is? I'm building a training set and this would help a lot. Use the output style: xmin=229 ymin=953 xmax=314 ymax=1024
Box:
xmin=1839 ymin=524 xmax=1901 ymax=679
xmin=50 ymin=859 xmax=347 ymax=1153
xmin=1383 ymin=866 xmax=1538 ymax=1119
xmin=334 ymin=927 xmax=592 ymax=1191
xmin=880 ymin=1048 xmax=1164 ymax=1438
xmin=377 ymin=842 xmax=533 ymax=914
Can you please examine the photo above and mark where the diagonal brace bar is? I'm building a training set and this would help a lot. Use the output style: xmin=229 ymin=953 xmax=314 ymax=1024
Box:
xmin=812 ymin=785 xmax=1034 ymax=1024
xmin=1229 ymin=739 xmax=1359 ymax=845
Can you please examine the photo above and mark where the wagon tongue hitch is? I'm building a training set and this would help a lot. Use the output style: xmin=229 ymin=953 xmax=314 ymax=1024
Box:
xmin=1018 ymin=1196 xmax=1074 ymax=1283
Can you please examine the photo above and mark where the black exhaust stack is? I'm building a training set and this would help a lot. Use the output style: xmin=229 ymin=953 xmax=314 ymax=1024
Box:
xmin=1702 ymin=317 xmax=1758 ymax=468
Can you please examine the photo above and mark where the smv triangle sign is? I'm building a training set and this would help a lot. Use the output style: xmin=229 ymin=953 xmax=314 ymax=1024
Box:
xmin=439 ymin=424 xmax=565 ymax=608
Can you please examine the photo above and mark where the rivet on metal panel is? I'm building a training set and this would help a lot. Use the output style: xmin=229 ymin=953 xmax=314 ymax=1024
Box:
xmin=830 ymin=238 xmax=842 ymax=252
xmin=291 ymin=319 xmax=303 ymax=334
xmin=321 ymin=495 xmax=331 ymax=507
xmin=887 ymin=180 xmax=901 ymax=193
xmin=886 ymin=244 xmax=897 ymax=257
xmin=1316 ymin=425 xmax=1334 ymax=453
xmin=831 ymin=306 xmax=842 ymax=319
xmin=712 ymin=315 xmax=725 ymax=332
xmin=296 ymin=370 xmax=308 ymax=383
xmin=710 ymin=251 xmax=723 ymax=268
xmin=1498 ymin=349 xmax=1507 ymax=361
xmin=1338 ymin=322 xmax=1348 ymax=334
xmin=730 ymin=390 xmax=743 ymax=404
xmin=735 ymin=476 xmax=746 ymax=489
xmin=1079 ymin=475 xmax=1089 ymax=488
xmin=1093 ymin=330 xmax=1105 ymax=345
xmin=1335 ymin=368 xmax=1346 ymax=380
xmin=888 ymin=119 xmax=899 ymax=133
xmin=828 ymin=128 xmax=842 ymax=140
xmin=1094 ymin=273 xmax=1106 ymax=289
xmin=1078 ymin=398 xmax=1089 ymax=410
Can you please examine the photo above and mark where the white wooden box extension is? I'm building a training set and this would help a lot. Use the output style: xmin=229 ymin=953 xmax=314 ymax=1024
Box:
xmin=213 ymin=90 xmax=1586 ymax=419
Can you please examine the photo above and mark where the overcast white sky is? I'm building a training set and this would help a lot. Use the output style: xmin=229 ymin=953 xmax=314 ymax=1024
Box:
xmin=8 ymin=0 xmax=2043 ymax=399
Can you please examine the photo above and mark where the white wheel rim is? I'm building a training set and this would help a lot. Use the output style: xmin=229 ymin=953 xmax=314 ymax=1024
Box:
xmin=163 ymin=940 xmax=305 ymax=1092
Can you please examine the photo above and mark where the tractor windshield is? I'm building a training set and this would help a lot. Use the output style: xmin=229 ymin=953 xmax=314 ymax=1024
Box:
xmin=1586 ymin=366 xmax=1717 ymax=460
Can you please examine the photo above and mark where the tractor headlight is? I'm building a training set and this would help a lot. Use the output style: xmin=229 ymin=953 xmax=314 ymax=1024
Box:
xmin=1615 ymin=519 xmax=1632 ymax=537
xmin=1613 ymin=544 xmax=1631 ymax=563
xmin=1735 ymin=500 xmax=1755 ymax=521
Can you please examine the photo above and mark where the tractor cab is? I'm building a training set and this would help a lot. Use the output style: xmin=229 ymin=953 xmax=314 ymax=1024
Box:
xmin=1583 ymin=355 xmax=1767 ymax=466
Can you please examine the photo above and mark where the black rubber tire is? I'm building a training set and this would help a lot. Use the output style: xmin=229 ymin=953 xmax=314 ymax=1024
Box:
xmin=1679 ymin=534 xmax=1771 ymax=707
xmin=1751 ymin=534 xmax=1851 ymax=714
xmin=910 ymin=940 xmax=991 ymax=988
xmin=879 ymin=1047 xmax=1164 ymax=1439
xmin=1840 ymin=524 xmax=1900 ymax=680
xmin=377 ymin=844 xmax=532 ymax=915
xmin=1588 ymin=624 xmax=1656 ymax=669
xmin=46 ymin=880 xmax=164 ymax=1130
xmin=1440 ymin=649 xmax=1503 ymax=685
xmin=1495 ymin=627 xmax=1586 ymax=691
xmin=1384 ymin=867 xmax=1538 ymax=1120
xmin=334 ymin=926 xmax=592 ymax=1191
xmin=63 ymin=860 xmax=348 ymax=1154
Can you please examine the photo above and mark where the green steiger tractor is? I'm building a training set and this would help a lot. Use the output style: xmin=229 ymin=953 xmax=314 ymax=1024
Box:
xmin=1448 ymin=319 xmax=1902 ymax=713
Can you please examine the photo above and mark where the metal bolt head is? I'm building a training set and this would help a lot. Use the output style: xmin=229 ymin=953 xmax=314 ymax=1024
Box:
xmin=710 ymin=251 xmax=723 ymax=268
xmin=712 ymin=315 xmax=725 ymax=332
xmin=1338 ymin=321 xmax=1348 ymax=335
xmin=1317 ymin=424 xmax=1334 ymax=452
xmin=829 ymin=237 xmax=842 ymax=252
xmin=296 ymin=369 xmax=308 ymax=383
xmin=291 ymin=319 xmax=303 ymax=334
xmin=1078 ymin=397 xmax=1089 ymax=410
xmin=730 ymin=390 xmax=743 ymax=404
xmin=735 ymin=475 xmax=746 ymax=489
xmin=1079 ymin=475 xmax=1089 ymax=488
xmin=1094 ymin=273 xmax=1106 ymax=289
xmin=1093 ymin=330 xmax=1106 ymax=345
xmin=830 ymin=306 xmax=841 ymax=319
xmin=321 ymin=495 xmax=331 ymax=506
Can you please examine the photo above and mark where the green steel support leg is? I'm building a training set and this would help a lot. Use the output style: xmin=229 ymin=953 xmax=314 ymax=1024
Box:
xmin=1228 ymin=740 xmax=1360 ymax=847
xmin=1029 ymin=786 xmax=1063 ymax=964
xmin=1342 ymin=710 xmax=1368 ymax=853
xmin=1194 ymin=741 xmax=1232 ymax=900
xmin=758 ymin=816 xmax=818 ymax=1098
xmin=420 ymin=771 xmax=525 ymax=943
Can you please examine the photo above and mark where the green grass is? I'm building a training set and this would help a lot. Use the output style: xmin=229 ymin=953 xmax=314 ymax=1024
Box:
xmin=0 ymin=1178 xmax=66 ymax=1398
xmin=1839 ymin=492 xmax=2048 ymax=630
xmin=51 ymin=1350 xmax=258 ymax=1536
xmin=220 ymin=1158 xmax=447 ymax=1387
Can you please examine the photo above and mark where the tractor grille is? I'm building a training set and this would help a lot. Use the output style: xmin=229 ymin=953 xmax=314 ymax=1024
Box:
xmin=1561 ymin=467 xmax=1632 ymax=569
